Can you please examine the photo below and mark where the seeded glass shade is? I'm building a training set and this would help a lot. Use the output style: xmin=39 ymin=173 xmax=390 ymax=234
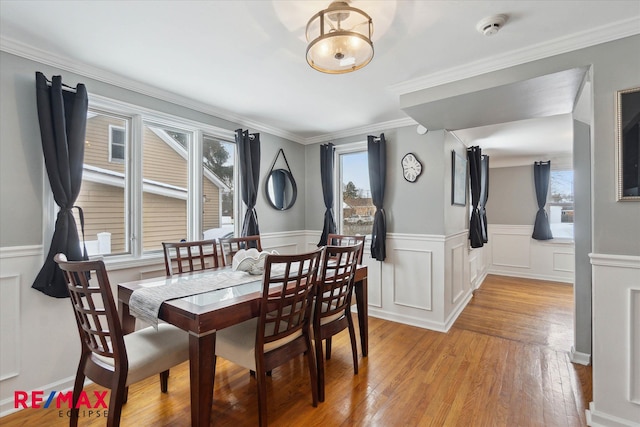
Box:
xmin=306 ymin=2 xmax=374 ymax=74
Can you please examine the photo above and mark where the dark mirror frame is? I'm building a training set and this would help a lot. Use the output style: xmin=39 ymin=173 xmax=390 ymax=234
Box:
xmin=265 ymin=149 xmax=297 ymax=210
xmin=616 ymin=87 xmax=640 ymax=201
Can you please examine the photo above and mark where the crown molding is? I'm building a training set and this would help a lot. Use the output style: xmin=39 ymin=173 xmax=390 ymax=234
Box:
xmin=0 ymin=36 xmax=306 ymax=144
xmin=303 ymin=117 xmax=418 ymax=145
xmin=4 ymin=15 xmax=638 ymax=147
xmin=1 ymin=35 xmax=411 ymax=146
xmin=389 ymin=16 xmax=640 ymax=96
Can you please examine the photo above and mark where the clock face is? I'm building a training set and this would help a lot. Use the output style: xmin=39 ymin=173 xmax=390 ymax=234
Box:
xmin=402 ymin=153 xmax=422 ymax=183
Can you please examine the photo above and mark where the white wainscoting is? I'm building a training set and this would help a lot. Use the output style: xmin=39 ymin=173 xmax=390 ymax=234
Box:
xmin=367 ymin=232 xmax=484 ymax=332
xmin=0 ymin=274 xmax=20 ymax=381
xmin=0 ymin=245 xmax=81 ymax=417
xmin=587 ymin=253 xmax=640 ymax=427
xmin=392 ymin=248 xmax=433 ymax=311
xmin=487 ymin=224 xmax=575 ymax=283
xmin=302 ymin=231 xmax=482 ymax=332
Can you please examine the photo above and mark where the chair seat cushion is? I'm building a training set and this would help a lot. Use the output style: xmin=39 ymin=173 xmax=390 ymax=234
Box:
xmin=94 ymin=323 xmax=189 ymax=386
xmin=314 ymin=301 xmax=345 ymax=325
xmin=216 ymin=318 xmax=302 ymax=370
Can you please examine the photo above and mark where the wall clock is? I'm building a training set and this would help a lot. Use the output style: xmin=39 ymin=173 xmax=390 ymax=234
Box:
xmin=401 ymin=153 xmax=422 ymax=183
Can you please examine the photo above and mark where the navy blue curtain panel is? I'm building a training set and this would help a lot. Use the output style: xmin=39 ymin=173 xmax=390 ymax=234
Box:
xmin=32 ymin=72 xmax=88 ymax=298
xmin=368 ymin=134 xmax=387 ymax=261
xmin=467 ymin=146 xmax=484 ymax=248
xmin=236 ymin=129 xmax=261 ymax=242
xmin=532 ymin=161 xmax=553 ymax=240
xmin=479 ymin=155 xmax=490 ymax=243
xmin=318 ymin=143 xmax=336 ymax=246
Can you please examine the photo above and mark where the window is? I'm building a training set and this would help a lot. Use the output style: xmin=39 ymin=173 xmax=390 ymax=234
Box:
xmin=335 ymin=142 xmax=373 ymax=236
xmin=549 ymin=170 xmax=574 ymax=239
xmin=108 ymin=125 xmax=125 ymax=163
xmin=79 ymin=111 xmax=130 ymax=255
xmin=141 ymin=124 xmax=190 ymax=252
xmin=202 ymin=135 xmax=235 ymax=240
xmin=72 ymin=96 xmax=238 ymax=258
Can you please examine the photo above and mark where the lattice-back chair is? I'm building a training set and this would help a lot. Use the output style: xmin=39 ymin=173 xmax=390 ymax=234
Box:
xmin=219 ymin=235 xmax=263 ymax=266
xmin=54 ymin=254 xmax=189 ymax=427
xmin=313 ymin=243 xmax=361 ymax=402
xmin=215 ymin=247 xmax=324 ymax=427
xmin=326 ymin=233 xmax=365 ymax=264
xmin=162 ymin=239 xmax=221 ymax=277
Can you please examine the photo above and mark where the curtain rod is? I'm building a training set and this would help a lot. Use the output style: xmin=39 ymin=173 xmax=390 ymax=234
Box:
xmin=42 ymin=75 xmax=78 ymax=93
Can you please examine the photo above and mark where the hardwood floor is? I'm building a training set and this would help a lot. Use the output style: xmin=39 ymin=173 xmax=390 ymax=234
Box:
xmin=2 ymin=274 xmax=591 ymax=426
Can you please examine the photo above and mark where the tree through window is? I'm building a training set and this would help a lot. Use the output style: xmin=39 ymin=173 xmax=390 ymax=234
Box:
xmin=337 ymin=145 xmax=373 ymax=236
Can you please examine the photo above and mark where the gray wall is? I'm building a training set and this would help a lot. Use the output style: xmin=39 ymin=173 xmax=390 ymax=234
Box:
xmin=258 ymin=133 xmax=306 ymax=232
xmin=0 ymin=51 xmax=304 ymax=247
xmin=305 ymin=126 xmax=458 ymax=237
xmin=401 ymin=35 xmax=640 ymax=256
xmin=444 ymin=132 xmax=470 ymax=235
xmin=573 ymin=119 xmax=592 ymax=355
xmin=486 ymin=165 xmax=538 ymax=225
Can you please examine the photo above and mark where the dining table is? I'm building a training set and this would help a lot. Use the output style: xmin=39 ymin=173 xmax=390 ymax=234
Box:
xmin=118 ymin=264 xmax=368 ymax=427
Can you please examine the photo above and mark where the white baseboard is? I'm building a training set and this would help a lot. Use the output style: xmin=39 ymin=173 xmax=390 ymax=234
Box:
xmin=443 ymin=292 xmax=474 ymax=331
xmin=472 ymin=269 xmax=488 ymax=290
xmin=367 ymin=309 xmax=449 ymax=333
xmin=570 ymin=346 xmax=592 ymax=366
xmin=488 ymin=268 xmax=574 ymax=284
xmin=0 ymin=374 xmax=78 ymax=418
xmin=586 ymin=402 xmax=640 ymax=427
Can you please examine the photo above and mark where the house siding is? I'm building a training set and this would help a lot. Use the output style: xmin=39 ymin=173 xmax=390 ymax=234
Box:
xmin=75 ymin=115 xmax=223 ymax=253
xmin=75 ymin=181 xmax=127 ymax=253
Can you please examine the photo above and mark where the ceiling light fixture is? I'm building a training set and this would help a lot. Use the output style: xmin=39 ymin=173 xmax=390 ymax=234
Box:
xmin=306 ymin=1 xmax=374 ymax=74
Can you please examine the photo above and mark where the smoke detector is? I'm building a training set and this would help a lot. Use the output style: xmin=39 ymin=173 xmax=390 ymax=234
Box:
xmin=476 ymin=14 xmax=508 ymax=36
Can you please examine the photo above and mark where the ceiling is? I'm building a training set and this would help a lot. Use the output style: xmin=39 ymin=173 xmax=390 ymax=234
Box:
xmin=1 ymin=1 xmax=639 ymax=163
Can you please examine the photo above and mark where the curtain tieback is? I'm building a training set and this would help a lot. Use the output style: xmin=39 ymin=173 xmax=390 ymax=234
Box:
xmin=75 ymin=206 xmax=88 ymax=260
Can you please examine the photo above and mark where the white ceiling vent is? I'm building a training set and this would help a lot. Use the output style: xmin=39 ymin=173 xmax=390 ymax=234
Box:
xmin=476 ymin=14 xmax=508 ymax=36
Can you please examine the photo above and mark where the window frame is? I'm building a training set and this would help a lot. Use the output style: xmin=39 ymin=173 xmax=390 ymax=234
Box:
xmin=333 ymin=141 xmax=368 ymax=235
xmin=548 ymin=168 xmax=575 ymax=241
xmin=45 ymin=94 xmax=238 ymax=266
xmin=108 ymin=124 xmax=126 ymax=163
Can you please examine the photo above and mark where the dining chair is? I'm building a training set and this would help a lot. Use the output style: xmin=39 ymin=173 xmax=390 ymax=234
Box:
xmin=219 ymin=235 xmax=263 ymax=266
xmin=326 ymin=233 xmax=365 ymax=264
xmin=313 ymin=243 xmax=361 ymax=402
xmin=54 ymin=254 xmax=189 ymax=427
xmin=215 ymin=247 xmax=323 ymax=427
xmin=162 ymin=238 xmax=220 ymax=276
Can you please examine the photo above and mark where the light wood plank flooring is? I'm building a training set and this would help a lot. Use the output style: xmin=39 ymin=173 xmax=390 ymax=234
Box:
xmin=1 ymin=274 xmax=591 ymax=426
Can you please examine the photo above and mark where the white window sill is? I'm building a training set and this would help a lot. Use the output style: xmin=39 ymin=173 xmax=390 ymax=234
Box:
xmin=539 ymin=238 xmax=575 ymax=246
xmin=95 ymin=252 xmax=165 ymax=271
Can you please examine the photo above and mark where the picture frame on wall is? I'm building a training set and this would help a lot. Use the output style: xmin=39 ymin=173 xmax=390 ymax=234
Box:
xmin=452 ymin=150 xmax=467 ymax=206
xmin=616 ymin=86 xmax=640 ymax=201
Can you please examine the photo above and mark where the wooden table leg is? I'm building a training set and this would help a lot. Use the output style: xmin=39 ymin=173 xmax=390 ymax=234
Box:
xmin=118 ymin=299 xmax=135 ymax=334
xmin=354 ymin=277 xmax=368 ymax=357
xmin=189 ymin=331 xmax=216 ymax=427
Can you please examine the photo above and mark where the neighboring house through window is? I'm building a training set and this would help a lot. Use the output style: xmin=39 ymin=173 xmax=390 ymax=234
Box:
xmin=69 ymin=96 xmax=237 ymax=259
xmin=549 ymin=169 xmax=574 ymax=240
xmin=335 ymin=141 xmax=373 ymax=236
xmin=108 ymin=124 xmax=125 ymax=163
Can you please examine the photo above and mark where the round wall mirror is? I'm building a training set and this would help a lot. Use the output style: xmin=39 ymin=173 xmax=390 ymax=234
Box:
xmin=265 ymin=168 xmax=297 ymax=210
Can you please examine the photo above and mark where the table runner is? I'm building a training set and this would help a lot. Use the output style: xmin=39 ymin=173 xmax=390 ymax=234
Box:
xmin=129 ymin=270 xmax=261 ymax=328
